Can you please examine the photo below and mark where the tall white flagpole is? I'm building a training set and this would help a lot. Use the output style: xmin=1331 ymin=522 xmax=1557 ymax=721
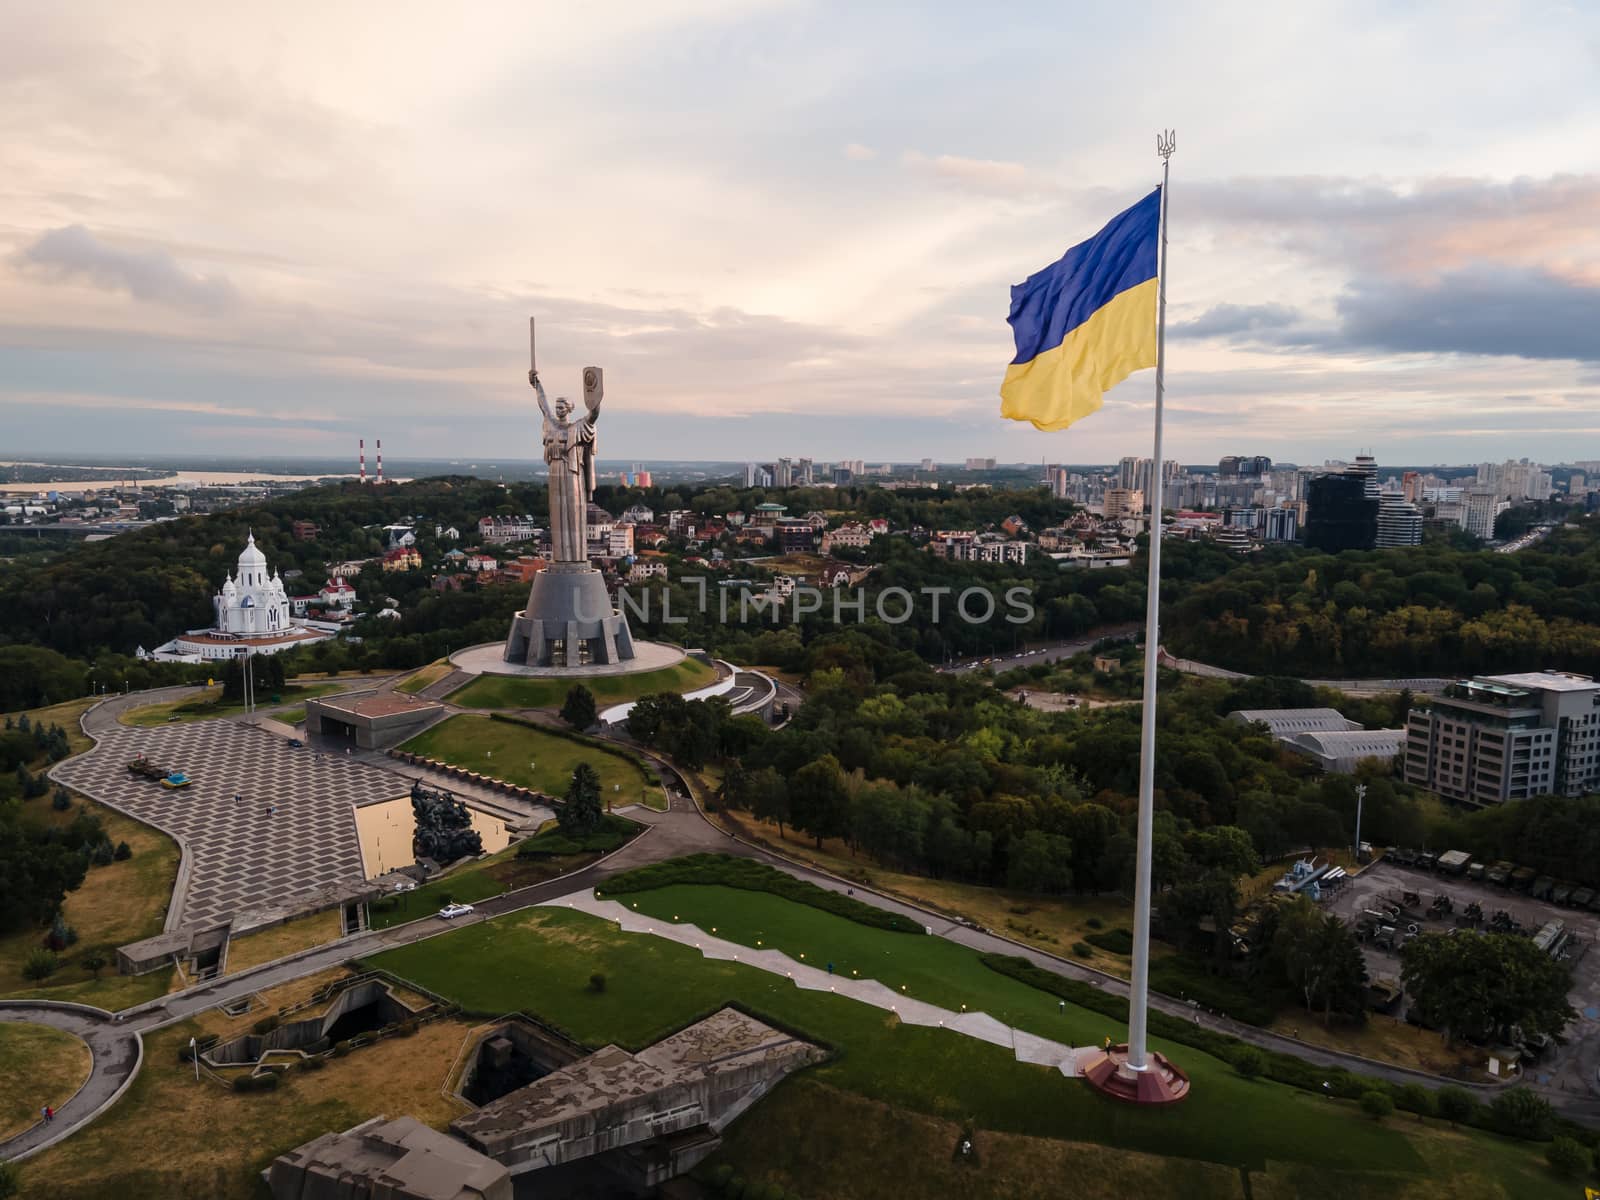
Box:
xmin=1127 ymin=129 xmax=1175 ymax=1073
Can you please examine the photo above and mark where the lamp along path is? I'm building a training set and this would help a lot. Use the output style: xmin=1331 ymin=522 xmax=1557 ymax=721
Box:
xmin=543 ymin=890 xmax=1095 ymax=1077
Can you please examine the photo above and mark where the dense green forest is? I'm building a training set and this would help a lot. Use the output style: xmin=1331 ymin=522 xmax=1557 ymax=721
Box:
xmin=1163 ymin=517 xmax=1600 ymax=677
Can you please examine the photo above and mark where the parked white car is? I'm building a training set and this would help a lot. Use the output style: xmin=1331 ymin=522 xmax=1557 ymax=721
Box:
xmin=437 ymin=902 xmax=475 ymax=920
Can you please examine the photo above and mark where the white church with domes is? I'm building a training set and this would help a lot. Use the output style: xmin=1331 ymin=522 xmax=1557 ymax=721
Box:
xmin=143 ymin=533 xmax=337 ymax=663
xmin=215 ymin=532 xmax=291 ymax=634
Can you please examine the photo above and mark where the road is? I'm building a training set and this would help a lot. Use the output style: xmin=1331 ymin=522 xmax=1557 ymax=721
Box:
xmin=939 ymin=624 xmax=1141 ymax=675
xmin=1160 ymin=653 xmax=1451 ymax=696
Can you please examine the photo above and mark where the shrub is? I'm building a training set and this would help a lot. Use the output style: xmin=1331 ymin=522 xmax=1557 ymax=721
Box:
xmin=723 ymin=1176 xmax=748 ymax=1199
xmin=114 ymin=841 xmax=132 ymax=861
xmin=1547 ymin=1135 xmax=1592 ymax=1178
xmin=253 ymin=1015 xmax=280 ymax=1035
xmin=91 ymin=839 xmax=115 ymax=866
xmin=330 ymin=1040 xmax=352 ymax=1058
xmin=1234 ymin=1048 xmax=1265 ymax=1079
xmin=1490 ymin=1087 xmax=1553 ymax=1141
xmin=399 ymin=1019 xmax=419 ymax=1037
xmin=256 ymin=1071 xmax=280 ymax=1091
xmin=23 ymin=947 xmax=59 ymax=980
xmin=51 ymin=789 xmax=72 ymax=811
xmin=604 ymin=854 xmax=925 ymax=935
xmin=302 ymin=1056 xmax=327 ymax=1071
xmin=1146 ymin=955 xmax=1282 ymax=1027
xmin=1436 ymin=1086 xmax=1477 ymax=1127
xmin=1083 ymin=927 xmax=1133 ymax=955
xmin=707 ymin=1164 xmax=735 ymax=1189
xmin=1394 ymin=1083 xmax=1434 ymax=1118
xmin=1070 ymin=941 xmax=1094 ymax=958
xmin=0 ymin=1160 xmax=19 ymax=1200
xmin=1085 ymin=916 xmax=1104 ymax=930
xmin=588 ymin=972 xmax=607 ymax=993
xmin=1360 ymin=1091 xmax=1394 ymax=1121
xmin=81 ymin=950 xmax=109 ymax=979
xmin=48 ymin=912 xmax=78 ymax=949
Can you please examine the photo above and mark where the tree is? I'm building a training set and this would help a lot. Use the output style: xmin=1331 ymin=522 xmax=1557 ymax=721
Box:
xmin=1435 ymin=1086 xmax=1476 ymax=1127
xmin=560 ymin=685 xmax=597 ymax=730
xmin=1005 ymin=831 xmax=1074 ymax=894
xmin=1489 ymin=1087 xmax=1553 ymax=1141
xmin=0 ymin=1159 xmax=19 ymax=1200
xmin=23 ymin=947 xmax=58 ymax=980
xmin=1271 ymin=898 xmax=1368 ymax=1024
xmin=1546 ymin=1136 xmax=1591 ymax=1178
xmin=789 ymin=754 xmax=850 ymax=849
xmin=1359 ymin=1091 xmax=1394 ymax=1121
xmin=750 ymin=769 xmax=791 ymax=838
xmin=82 ymin=949 xmax=108 ymax=979
xmin=1233 ymin=1047 xmax=1265 ymax=1079
xmin=1394 ymin=1083 xmax=1434 ymax=1119
xmin=1401 ymin=932 xmax=1575 ymax=1045
xmin=560 ymin=762 xmax=603 ymax=836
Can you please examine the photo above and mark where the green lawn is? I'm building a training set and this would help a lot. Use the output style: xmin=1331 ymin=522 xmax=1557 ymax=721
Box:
xmin=367 ymin=867 xmax=509 ymax=930
xmin=369 ymin=905 xmax=1434 ymax=1180
xmin=396 ymin=661 xmax=452 ymax=694
xmin=399 ymin=714 xmax=661 ymax=807
xmin=120 ymin=682 xmax=351 ymax=727
xmin=445 ymin=656 xmax=717 ymax=710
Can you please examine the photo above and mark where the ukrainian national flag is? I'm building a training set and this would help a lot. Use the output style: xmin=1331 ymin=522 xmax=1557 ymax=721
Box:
xmin=1000 ymin=188 xmax=1161 ymax=431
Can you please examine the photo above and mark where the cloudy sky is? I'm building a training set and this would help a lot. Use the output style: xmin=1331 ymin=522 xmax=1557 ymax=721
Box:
xmin=3 ymin=0 xmax=1598 ymax=466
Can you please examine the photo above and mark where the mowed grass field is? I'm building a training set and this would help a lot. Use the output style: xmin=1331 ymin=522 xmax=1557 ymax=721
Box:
xmin=446 ymin=656 xmax=716 ymax=710
xmin=399 ymin=714 xmax=660 ymax=807
xmin=377 ymin=908 xmax=1452 ymax=1190
xmin=0 ymin=1021 xmax=91 ymax=1140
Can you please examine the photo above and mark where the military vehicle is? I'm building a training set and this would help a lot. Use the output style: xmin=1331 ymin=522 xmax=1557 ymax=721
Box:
xmin=1487 ymin=861 xmax=1514 ymax=887
xmin=128 ymin=758 xmax=165 ymax=780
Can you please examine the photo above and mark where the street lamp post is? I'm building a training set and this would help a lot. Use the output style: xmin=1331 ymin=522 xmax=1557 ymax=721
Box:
xmin=1353 ymin=783 xmax=1368 ymax=863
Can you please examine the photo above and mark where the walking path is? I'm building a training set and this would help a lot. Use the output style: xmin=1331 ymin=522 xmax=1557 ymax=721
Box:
xmin=0 ymin=1003 xmax=141 ymax=1163
xmin=547 ymin=889 xmax=1088 ymax=1077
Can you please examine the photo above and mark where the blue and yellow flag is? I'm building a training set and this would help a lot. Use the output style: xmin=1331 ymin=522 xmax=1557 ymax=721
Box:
xmin=1000 ymin=188 xmax=1161 ymax=431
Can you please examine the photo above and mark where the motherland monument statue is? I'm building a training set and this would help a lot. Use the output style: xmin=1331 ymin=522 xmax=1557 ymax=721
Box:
xmin=502 ymin=318 xmax=637 ymax=667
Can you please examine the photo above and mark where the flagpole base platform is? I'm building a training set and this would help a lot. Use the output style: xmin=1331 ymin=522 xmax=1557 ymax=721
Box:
xmin=1080 ymin=1045 xmax=1190 ymax=1106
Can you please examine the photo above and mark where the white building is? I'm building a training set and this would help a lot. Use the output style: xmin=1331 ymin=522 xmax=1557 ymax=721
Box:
xmin=147 ymin=534 xmax=335 ymax=662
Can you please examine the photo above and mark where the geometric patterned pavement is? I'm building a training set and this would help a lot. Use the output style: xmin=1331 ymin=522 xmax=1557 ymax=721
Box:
xmin=53 ymin=721 xmax=407 ymax=929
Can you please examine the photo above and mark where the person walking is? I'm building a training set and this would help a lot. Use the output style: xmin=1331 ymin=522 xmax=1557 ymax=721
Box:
xmin=42 ymin=1104 xmax=53 ymax=1124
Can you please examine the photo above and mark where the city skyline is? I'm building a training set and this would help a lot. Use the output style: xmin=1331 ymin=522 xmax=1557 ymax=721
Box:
xmin=2 ymin=3 xmax=1598 ymax=463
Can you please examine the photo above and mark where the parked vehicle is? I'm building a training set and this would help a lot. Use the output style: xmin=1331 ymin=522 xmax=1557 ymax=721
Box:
xmin=1510 ymin=866 xmax=1538 ymax=892
xmin=1467 ymin=862 xmax=1486 ymax=882
xmin=1487 ymin=861 xmax=1513 ymax=887
xmin=127 ymin=758 xmax=166 ymax=780
xmin=288 ymin=738 xmax=304 ymax=748
xmin=1531 ymin=876 xmax=1555 ymax=901
xmin=160 ymin=772 xmax=193 ymax=789
xmin=437 ymin=903 xmax=475 ymax=920
xmin=1571 ymin=887 xmax=1594 ymax=909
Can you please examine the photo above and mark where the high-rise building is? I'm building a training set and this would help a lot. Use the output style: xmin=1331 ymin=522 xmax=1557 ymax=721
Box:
xmin=774 ymin=458 xmax=793 ymax=488
xmin=1348 ymin=454 xmax=1380 ymax=499
xmin=1218 ymin=455 xmax=1272 ymax=478
xmin=1304 ymin=474 xmax=1378 ymax=551
xmin=1263 ymin=506 xmax=1299 ymax=542
xmin=1401 ymin=471 xmax=1423 ymax=503
xmin=1463 ymin=489 xmax=1503 ymax=540
xmin=1103 ymin=488 xmax=1141 ymax=519
xmin=1405 ymin=672 xmax=1600 ymax=805
xmin=964 ymin=457 xmax=997 ymax=471
xmin=1375 ymin=495 xmax=1423 ymax=547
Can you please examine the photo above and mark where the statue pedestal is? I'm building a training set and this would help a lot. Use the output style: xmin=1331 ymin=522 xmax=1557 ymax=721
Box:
xmin=503 ymin=563 xmax=636 ymax=668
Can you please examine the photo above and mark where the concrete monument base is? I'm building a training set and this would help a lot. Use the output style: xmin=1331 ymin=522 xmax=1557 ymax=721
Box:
xmin=453 ymin=639 xmax=686 ymax=679
xmin=1079 ymin=1044 xmax=1190 ymax=1105
xmin=502 ymin=563 xmax=635 ymax=668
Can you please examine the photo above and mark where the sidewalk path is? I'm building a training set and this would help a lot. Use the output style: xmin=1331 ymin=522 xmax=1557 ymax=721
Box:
xmin=545 ymin=889 xmax=1089 ymax=1078
xmin=0 ymin=1003 xmax=141 ymax=1163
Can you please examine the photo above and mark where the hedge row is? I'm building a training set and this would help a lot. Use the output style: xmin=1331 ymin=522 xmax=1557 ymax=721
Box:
xmin=600 ymin=853 xmax=926 ymax=935
xmin=980 ymin=953 xmax=1594 ymax=1148
xmin=1082 ymin=927 xmax=1133 ymax=955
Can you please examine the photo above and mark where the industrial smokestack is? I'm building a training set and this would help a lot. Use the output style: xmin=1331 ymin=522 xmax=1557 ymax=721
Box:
xmin=376 ymin=439 xmax=383 ymax=486
xmin=359 ymin=438 xmax=366 ymax=483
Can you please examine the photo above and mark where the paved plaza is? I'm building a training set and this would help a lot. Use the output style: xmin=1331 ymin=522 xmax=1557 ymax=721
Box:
xmin=54 ymin=721 xmax=409 ymax=928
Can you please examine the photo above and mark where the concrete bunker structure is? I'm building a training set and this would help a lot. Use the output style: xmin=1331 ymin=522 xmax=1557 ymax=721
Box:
xmin=305 ymin=691 xmax=446 ymax=750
